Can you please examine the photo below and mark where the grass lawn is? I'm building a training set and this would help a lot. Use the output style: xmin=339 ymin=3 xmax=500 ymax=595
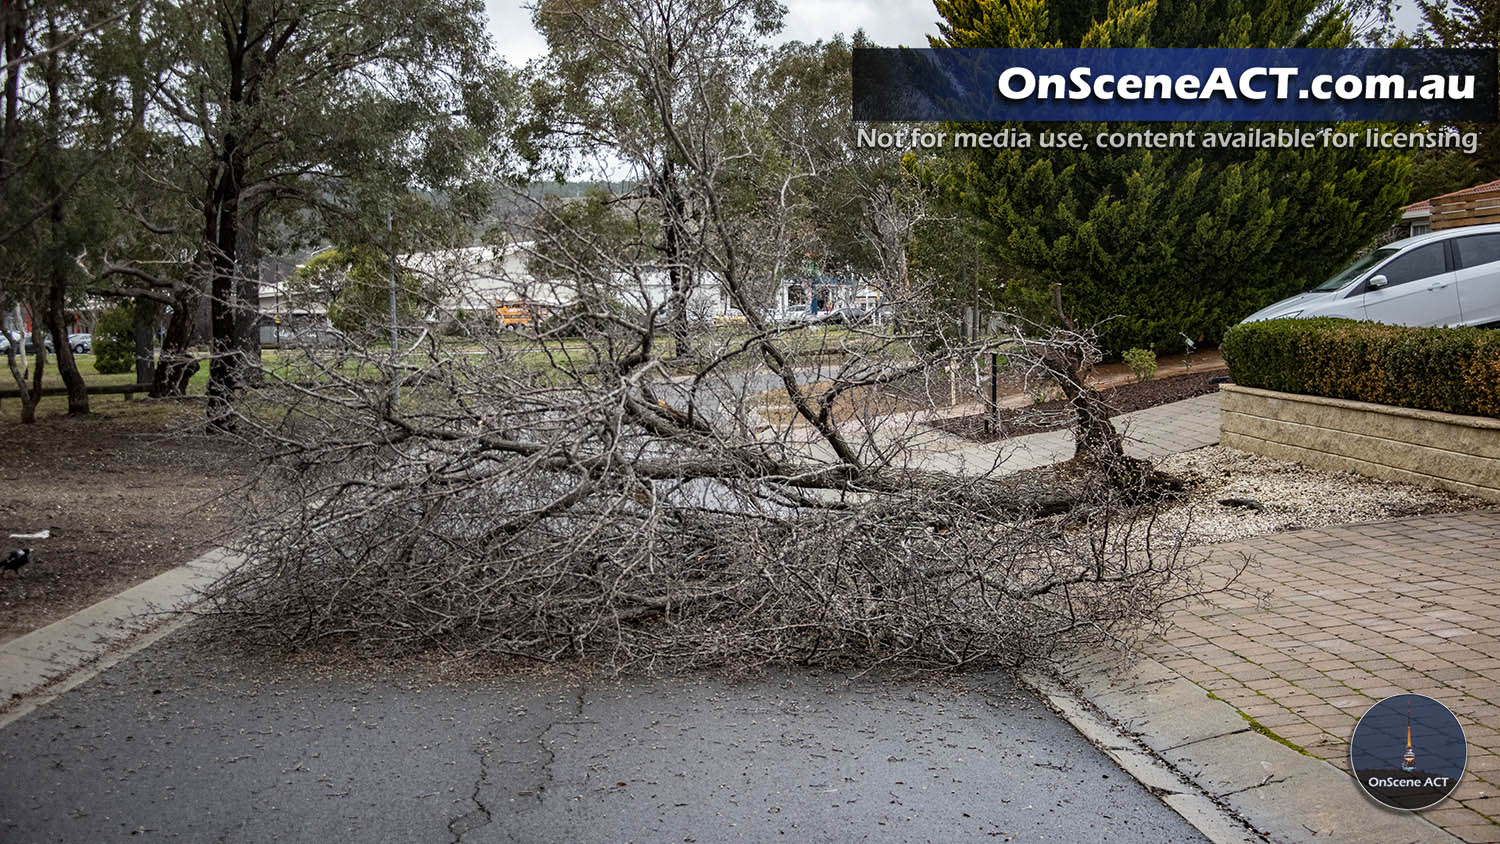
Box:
xmin=2 ymin=325 xmax=915 ymax=423
xmin=0 ymin=353 xmax=208 ymax=424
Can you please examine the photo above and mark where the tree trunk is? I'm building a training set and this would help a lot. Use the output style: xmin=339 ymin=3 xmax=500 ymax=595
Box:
xmin=151 ymin=288 xmax=200 ymax=397
xmin=205 ymin=163 xmax=242 ymax=431
xmin=0 ymin=0 xmax=22 ymax=223
xmin=132 ymin=296 xmax=156 ymax=385
xmin=4 ymin=304 xmax=46 ymax=423
xmin=232 ymin=203 xmax=263 ymax=388
xmin=1047 ymin=283 xmax=1126 ymax=465
xmin=661 ymin=157 xmax=692 ymax=359
xmin=41 ymin=14 xmax=86 ymax=415
xmin=204 ymin=15 xmax=252 ymax=433
xmin=44 ymin=276 xmax=86 ymax=414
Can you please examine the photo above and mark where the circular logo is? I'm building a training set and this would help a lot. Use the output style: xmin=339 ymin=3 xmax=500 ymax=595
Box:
xmin=1350 ymin=693 xmax=1467 ymax=811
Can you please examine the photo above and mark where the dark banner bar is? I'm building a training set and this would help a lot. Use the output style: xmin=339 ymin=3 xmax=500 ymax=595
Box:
xmin=852 ymin=48 xmax=1497 ymax=122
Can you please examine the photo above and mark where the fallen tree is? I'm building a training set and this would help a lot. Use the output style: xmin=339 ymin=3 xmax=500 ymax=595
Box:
xmin=200 ymin=16 xmax=1244 ymax=668
xmin=201 ymin=252 xmax=1240 ymax=670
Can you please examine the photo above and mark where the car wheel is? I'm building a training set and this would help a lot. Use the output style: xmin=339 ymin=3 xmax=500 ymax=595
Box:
xmin=72 ymin=344 xmax=86 ymax=353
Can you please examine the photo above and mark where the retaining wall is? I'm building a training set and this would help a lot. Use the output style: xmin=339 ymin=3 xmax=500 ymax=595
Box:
xmin=1219 ymin=384 xmax=1500 ymax=502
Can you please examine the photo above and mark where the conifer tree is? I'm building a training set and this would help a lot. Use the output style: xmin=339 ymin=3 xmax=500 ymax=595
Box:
xmin=930 ymin=0 xmax=1409 ymax=353
xmin=1415 ymin=0 xmax=1500 ymax=183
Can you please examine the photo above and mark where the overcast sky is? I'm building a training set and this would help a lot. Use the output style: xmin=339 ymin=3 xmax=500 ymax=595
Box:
xmin=483 ymin=1 xmax=1428 ymax=66
xmin=483 ymin=0 xmax=943 ymax=65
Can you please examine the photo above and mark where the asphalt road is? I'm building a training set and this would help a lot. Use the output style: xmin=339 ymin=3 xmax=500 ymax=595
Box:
xmin=0 ymin=636 xmax=1208 ymax=843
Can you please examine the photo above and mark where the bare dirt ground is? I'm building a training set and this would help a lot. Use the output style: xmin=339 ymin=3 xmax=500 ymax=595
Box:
xmin=0 ymin=400 xmax=248 ymax=644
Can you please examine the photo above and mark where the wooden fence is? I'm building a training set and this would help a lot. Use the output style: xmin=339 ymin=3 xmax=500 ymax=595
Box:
xmin=1430 ymin=184 xmax=1500 ymax=230
xmin=0 ymin=382 xmax=150 ymax=403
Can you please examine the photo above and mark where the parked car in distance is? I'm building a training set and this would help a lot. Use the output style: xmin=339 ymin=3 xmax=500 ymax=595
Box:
xmin=764 ymin=307 xmax=813 ymax=327
xmin=1241 ymin=224 xmax=1500 ymax=328
xmin=286 ymin=327 xmax=349 ymax=348
xmin=0 ymin=332 xmax=54 ymax=353
xmin=68 ymin=333 xmax=92 ymax=353
xmin=814 ymin=306 xmax=868 ymax=326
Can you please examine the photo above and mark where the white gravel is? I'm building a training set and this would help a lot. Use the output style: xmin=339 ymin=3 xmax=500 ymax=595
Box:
xmin=1149 ymin=445 xmax=1497 ymax=546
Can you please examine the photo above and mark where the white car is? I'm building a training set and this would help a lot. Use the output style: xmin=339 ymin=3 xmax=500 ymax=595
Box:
xmin=0 ymin=332 xmax=52 ymax=353
xmin=68 ymin=333 xmax=92 ymax=353
xmin=1242 ymin=225 xmax=1500 ymax=328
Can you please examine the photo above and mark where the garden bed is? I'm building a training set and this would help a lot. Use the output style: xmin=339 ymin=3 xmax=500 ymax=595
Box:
xmin=931 ymin=371 xmax=1224 ymax=443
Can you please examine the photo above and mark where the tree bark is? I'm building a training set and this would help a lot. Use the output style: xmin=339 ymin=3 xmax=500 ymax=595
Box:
xmin=0 ymin=0 xmax=23 ymax=223
xmin=661 ymin=157 xmax=692 ymax=359
xmin=232 ymin=203 xmax=263 ymax=387
xmin=151 ymin=287 xmax=200 ymax=397
xmin=1048 ymin=283 xmax=1126 ymax=465
xmin=132 ymin=296 xmax=156 ymax=385
xmin=4 ymin=304 xmax=46 ymax=423
xmin=41 ymin=10 xmax=86 ymax=415
xmin=44 ymin=275 xmax=86 ymax=414
xmin=205 ymin=151 xmax=244 ymax=431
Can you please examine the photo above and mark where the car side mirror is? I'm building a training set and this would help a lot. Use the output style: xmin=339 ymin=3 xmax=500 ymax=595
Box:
xmin=1367 ymin=274 xmax=1388 ymax=290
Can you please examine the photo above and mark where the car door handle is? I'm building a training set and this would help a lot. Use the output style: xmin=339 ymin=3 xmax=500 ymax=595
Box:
xmin=1428 ymin=281 xmax=1452 ymax=290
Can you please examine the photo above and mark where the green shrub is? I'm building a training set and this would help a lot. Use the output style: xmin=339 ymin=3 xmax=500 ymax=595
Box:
xmin=1222 ymin=318 xmax=1500 ymax=418
xmin=93 ymin=306 xmax=136 ymax=375
xmin=1122 ymin=347 xmax=1157 ymax=382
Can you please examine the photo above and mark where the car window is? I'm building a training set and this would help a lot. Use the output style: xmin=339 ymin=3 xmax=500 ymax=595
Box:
xmin=1455 ymin=234 xmax=1500 ymax=269
xmin=1375 ymin=243 xmax=1447 ymax=287
xmin=1313 ymin=247 xmax=1396 ymax=291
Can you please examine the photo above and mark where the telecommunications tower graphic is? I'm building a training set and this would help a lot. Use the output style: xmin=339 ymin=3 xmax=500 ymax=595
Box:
xmin=1352 ymin=693 xmax=1466 ymax=811
xmin=1402 ymin=726 xmax=1416 ymax=772
xmin=1402 ymin=698 xmax=1417 ymax=773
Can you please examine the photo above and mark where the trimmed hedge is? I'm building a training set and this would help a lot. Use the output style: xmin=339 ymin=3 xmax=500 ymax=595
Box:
xmin=1222 ymin=318 xmax=1500 ymax=419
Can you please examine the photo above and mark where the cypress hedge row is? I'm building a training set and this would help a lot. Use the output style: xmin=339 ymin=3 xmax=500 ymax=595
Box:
xmin=1221 ymin=318 xmax=1500 ymax=419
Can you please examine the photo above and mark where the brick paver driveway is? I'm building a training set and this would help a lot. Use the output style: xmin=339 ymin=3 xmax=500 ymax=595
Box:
xmin=1150 ymin=510 xmax=1500 ymax=842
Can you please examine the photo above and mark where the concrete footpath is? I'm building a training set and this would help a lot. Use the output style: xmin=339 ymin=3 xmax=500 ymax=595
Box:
xmin=0 ymin=549 xmax=241 ymax=714
xmin=902 ymin=390 xmax=1225 ymax=477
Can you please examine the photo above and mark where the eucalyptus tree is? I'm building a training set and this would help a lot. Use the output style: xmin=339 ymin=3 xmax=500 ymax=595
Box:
xmin=0 ymin=0 xmax=130 ymax=419
xmin=94 ymin=0 xmax=504 ymax=425
xmin=529 ymin=0 xmax=784 ymax=358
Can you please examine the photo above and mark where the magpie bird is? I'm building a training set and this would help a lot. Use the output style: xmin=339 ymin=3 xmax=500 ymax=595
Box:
xmin=2 ymin=548 xmax=32 ymax=575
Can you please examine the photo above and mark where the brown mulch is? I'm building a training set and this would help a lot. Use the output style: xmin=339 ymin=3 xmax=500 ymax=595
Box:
xmin=931 ymin=371 xmax=1227 ymax=443
xmin=0 ymin=402 xmax=249 ymax=645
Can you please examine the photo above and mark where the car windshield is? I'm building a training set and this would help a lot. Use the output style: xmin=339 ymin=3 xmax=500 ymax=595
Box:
xmin=1311 ymin=246 xmax=1399 ymax=291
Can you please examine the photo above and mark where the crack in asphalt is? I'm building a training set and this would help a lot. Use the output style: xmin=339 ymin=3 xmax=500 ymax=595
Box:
xmin=530 ymin=684 xmax=587 ymax=805
xmin=448 ymin=732 xmax=498 ymax=842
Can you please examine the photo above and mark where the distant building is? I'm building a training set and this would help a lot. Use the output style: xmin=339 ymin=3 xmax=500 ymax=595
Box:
xmin=776 ymin=272 xmax=883 ymax=316
xmin=1392 ymin=178 xmax=1500 ymax=242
